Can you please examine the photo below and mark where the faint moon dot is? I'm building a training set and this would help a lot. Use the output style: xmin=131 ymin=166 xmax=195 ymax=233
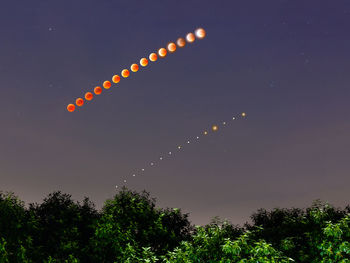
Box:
xmin=116 ymin=185 xmax=118 ymax=188
xmin=140 ymin=58 xmax=148 ymax=67
xmin=195 ymin=28 xmax=206 ymax=39
xmin=223 ymin=122 xmax=226 ymax=125
xmin=196 ymin=136 xmax=199 ymax=139
xmin=149 ymin=53 xmax=158 ymax=62
xmin=142 ymin=168 xmax=145 ymax=171
xmin=94 ymin=86 xmax=102 ymax=95
xmin=122 ymin=69 xmax=130 ymax=78
xmin=133 ymin=174 xmax=136 ymax=177
xmin=158 ymin=48 xmax=167 ymax=57
xmin=169 ymin=152 xmax=172 ymax=155
xmin=167 ymin=42 xmax=176 ymax=53
xmin=124 ymin=180 xmax=126 ymax=183
xmin=85 ymin=92 xmax=93 ymax=101
xmin=186 ymin=32 xmax=195 ymax=43
xmin=187 ymin=141 xmax=190 ymax=144
xmin=160 ymin=157 xmax=163 ymax=160
xmin=112 ymin=75 xmax=121 ymax=83
xmin=67 ymin=104 xmax=75 ymax=112
xmin=178 ymin=146 xmax=181 ymax=149
xmin=241 ymin=112 xmax=246 ymax=117
xmin=130 ymin=63 xmax=139 ymax=72
xmin=76 ymin=98 xmax=84 ymax=107
xmin=232 ymin=117 xmax=236 ymax=120
xmin=177 ymin=37 xmax=186 ymax=48
xmin=150 ymin=162 xmax=154 ymax=166
xmin=204 ymin=131 xmax=208 ymax=135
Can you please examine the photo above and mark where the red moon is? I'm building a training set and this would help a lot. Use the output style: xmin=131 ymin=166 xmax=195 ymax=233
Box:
xmin=112 ymin=75 xmax=121 ymax=83
xmin=177 ymin=37 xmax=186 ymax=48
xmin=140 ymin=58 xmax=148 ymax=67
xmin=149 ymin=53 xmax=158 ymax=62
xmin=158 ymin=48 xmax=167 ymax=57
xmin=122 ymin=69 xmax=130 ymax=78
xmin=67 ymin=104 xmax=75 ymax=112
xmin=76 ymin=98 xmax=84 ymax=106
xmin=186 ymin=32 xmax=195 ymax=43
xmin=130 ymin=63 xmax=139 ymax=72
xmin=103 ymin=81 xmax=111 ymax=89
xmin=85 ymin=92 xmax=93 ymax=101
xmin=167 ymin=42 xmax=176 ymax=53
xmin=94 ymin=86 xmax=102 ymax=95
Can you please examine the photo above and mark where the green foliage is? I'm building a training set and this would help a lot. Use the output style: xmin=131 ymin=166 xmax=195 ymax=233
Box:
xmin=0 ymin=192 xmax=30 ymax=263
xmin=313 ymin=214 xmax=350 ymax=262
xmin=91 ymin=186 xmax=193 ymax=262
xmin=0 ymin=238 xmax=9 ymax=263
xmin=45 ymin=254 xmax=79 ymax=263
xmin=0 ymin=189 xmax=350 ymax=262
xmin=160 ymin=224 xmax=293 ymax=262
xmin=246 ymin=199 xmax=350 ymax=262
xmin=27 ymin=191 xmax=99 ymax=262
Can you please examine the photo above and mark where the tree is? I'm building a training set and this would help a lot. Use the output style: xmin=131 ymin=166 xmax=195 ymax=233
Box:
xmin=91 ymin=187 xmax=193 ymax=262
xmin=161 ymin=223 xmax=293 ymax=262
xmin=0 ymin=238 xmax=9 ymax=263
xmin=312 ymin=214 xmax=350 ymax=262
xmin=27 ymin=191 xmax=99 ymax=262
xmin=0 ymin=192 xmax=30 ymax=262
xmin=246 ymin=200 xmax=350 ymax=262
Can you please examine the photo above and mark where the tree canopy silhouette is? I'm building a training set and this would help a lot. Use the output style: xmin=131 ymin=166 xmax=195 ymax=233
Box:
xmin=0 ymin=189 xmax=349 ymax=262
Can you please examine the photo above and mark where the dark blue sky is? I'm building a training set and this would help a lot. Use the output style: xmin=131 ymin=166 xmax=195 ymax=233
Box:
xmin=1 ymin=0 xmax=349 ymax=225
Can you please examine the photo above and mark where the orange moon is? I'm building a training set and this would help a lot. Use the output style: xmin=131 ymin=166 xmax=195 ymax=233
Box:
xmin=195 ymin=28 xmax=206 ymax=39
xmin=149 ymin=53 xmax=158 ymax=62
xmin=177 ymin=37 xmax=186 ymax=48
xmin=103 ymin=81 xmax=111 ymax=89
xmin=167 ymin=42 xmax=176 ymax=53
xmin=85 ymin=92 xmax=93 ymax=101
xmin=140 ymin=58 xmax=148 ymax=67
xmin=94 ymin=86 xmax=102 ymax=95
xmin=186 ymin=32 xmax=195 ymax=43
xmin=67 ymin=104 xmax=75 ymax=112
xmin=158 ymin=48 xmax=167 ymax=58
xmin=112 ymin=75 xmax=121 ymax=83
xmin=122 ymin=69 xmax=130 ymax=78
xmin=76 ymin=98 xmax=84 ymax=106
xmin=130 ymin=63 xmax=139 ymax=72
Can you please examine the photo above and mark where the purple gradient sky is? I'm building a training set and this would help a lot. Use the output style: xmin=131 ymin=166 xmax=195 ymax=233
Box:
xmin=0 ymin=0 xmax=349 ymax=225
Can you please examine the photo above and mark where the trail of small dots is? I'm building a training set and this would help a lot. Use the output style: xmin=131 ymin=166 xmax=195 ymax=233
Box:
xmin=66 ymin=28 xmax=206 ymax=112
xmin=115 ymin=112 xmax=247 ymax=189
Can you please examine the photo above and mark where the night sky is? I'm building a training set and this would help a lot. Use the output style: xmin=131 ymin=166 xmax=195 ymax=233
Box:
xmin=1 ymin=0 xmax=349 ymax=226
